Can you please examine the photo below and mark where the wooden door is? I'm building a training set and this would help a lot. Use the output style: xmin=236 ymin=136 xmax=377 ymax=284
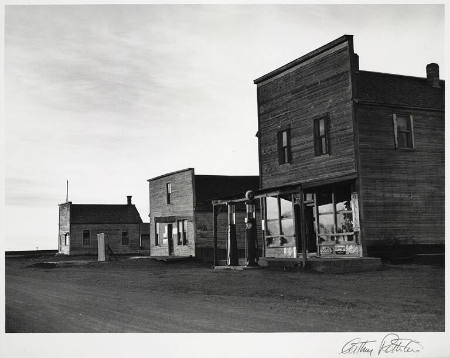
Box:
xmin=167 ymin=224 xmax=174 ymax=255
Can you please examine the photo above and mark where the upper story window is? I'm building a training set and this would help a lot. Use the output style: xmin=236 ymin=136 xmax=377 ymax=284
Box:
xmin=82 ymin=230 xmax=90 ymax=247
xmin=314 ymin=116 xmax=329 ymax=156
xmin=393 ymin=114 xmax=414 ymax=149
xmin=166 ymin=183 xmax=172 ymax=204
xmin=277 ymin=129 xmax=291 ymax=164
xmin=121 ymin=231 xmax=129 ymax=245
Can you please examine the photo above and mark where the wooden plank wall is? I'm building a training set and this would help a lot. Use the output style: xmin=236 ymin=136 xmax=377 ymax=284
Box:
xmin=357 ymin=105 xmax=444 ymax=250
xmin=149 ymin=169 xmax=195 ymax=257
xmin=257 ymin=40 xmax=357 ymax=189
xmin=70 ymin=223 xmax=141 ymax=255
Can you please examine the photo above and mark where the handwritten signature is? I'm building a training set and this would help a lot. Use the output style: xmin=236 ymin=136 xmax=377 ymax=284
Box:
xmin=341 ymin=334 xmax=423 ymax=356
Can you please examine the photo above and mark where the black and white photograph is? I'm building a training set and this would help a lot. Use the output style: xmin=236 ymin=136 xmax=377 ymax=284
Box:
xmin=1 ymin=2 xmax=447 ymax=357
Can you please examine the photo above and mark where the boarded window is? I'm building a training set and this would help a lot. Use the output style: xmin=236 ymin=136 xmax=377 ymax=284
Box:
xmin=277 ymin=129 xmax=291 ymax=164
xmin=393 ymin=114 xmax=414 ymax=149
xmin=166 ymin=183 xmax=172 ymax=204
xmin=121 ymin=231 xmax=129 ymax=245
xmin=314 ymin=116 xmax=329 ymax=156
xmin=82 ymin=230 xmax=90 ymax=247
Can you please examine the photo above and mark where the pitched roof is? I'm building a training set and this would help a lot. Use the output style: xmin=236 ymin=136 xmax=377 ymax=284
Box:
xmin=70 ymin=204 xmax=143 ymax=224
xmin=358 ymin=71 xmax=445 ymax=110
xmin=194 ymin=175 xmax=260 ymax=210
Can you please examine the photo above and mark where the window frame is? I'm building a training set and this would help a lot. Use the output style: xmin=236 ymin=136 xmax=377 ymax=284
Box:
xmin=314 ymin=115 xmax=330 ymax=156
xmin=277 ymin=128 xmax=291 ymax=165
xmin=82 ymin=230 xmax=90 ymax=247
xmin=177 ymin=220 xmax=188 ymax=245
xmin=393 ymin=113 xmax=415 ymax=150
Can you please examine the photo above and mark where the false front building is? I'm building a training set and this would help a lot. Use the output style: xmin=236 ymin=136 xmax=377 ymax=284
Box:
xmin=148 ymin=168 xmax=260 ymax=262
xmin=58 ymin=196 xmax=147 ymax=255
xmin=215 ymin=34 xmax=444 ymax=262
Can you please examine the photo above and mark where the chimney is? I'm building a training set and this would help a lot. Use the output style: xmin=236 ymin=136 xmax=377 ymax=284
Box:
xmin=127 ymin=196 xmax=132 ymax=205
xmin=426 ymin=63 xmax=440 ymax=88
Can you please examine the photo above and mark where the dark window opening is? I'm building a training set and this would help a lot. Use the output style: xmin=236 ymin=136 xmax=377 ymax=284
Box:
xmin=177 ymin=220 xmax=188 ymax=245
xmin=166 ymin=183 xmax=172 ymax=204
xmin=394 ymin=114 xmax=414 ymax=149
xmin=82 ymin=230 xmax=90 ymax=247
xmin=314 ymin=116 xmax=329 ymax=156
xmin=121 ymin=231 xmax=129 ymax=245
xmin=277 ymin=129 xmax=291 ymax=164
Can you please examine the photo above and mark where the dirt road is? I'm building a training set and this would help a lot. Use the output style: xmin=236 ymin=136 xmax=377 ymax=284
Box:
xmin=5 ymin=257 xmax=444 ymax=332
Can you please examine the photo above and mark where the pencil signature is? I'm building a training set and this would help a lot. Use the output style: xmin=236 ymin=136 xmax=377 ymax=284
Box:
xmin=341 ymin=333 xmax=423 ymax=356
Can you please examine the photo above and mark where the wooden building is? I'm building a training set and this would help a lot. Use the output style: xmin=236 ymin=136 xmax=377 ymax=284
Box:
xmin=58 ymin=196 xmax=147 ymax=255
xmin=148 ymin=168 xmax=260 ymax=262
xmin=214 ymin=35 xmax=444 ymax=262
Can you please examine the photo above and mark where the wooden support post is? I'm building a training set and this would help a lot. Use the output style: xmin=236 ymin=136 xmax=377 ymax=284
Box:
xmin=298 ymin=186 xmax=307 ymax=267
xmin=213 ymin=204 xmax=218 ymax=267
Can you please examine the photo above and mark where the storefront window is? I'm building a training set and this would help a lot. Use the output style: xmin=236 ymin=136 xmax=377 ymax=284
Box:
xmin=280 ymin=195 xmax=294 ymax=236
xmin=266 ymin=196 xmax=279 ymax=237
xmin=264 ymin=194 xmax=295 ymax=247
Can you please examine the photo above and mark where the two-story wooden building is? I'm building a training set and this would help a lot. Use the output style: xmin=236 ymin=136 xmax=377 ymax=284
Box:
xmin=148 ymin=168 xmax=260 ymax=262
xmin=214 ymin=35 xmax=444 ymax=262
xmin=58 ymin=196 xmax=147 ymax=255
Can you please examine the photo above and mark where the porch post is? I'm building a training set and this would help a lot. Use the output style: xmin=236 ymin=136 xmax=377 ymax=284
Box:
xmin=227 ymin=203 xmax=238 ymax=266
xmin=213 ymin=203 xmax=218 ymax=267
xmin=298 ymin=186 xmax=307 ymax=266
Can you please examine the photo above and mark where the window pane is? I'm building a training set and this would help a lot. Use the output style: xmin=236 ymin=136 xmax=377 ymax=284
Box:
xmin=336 ymin=212 xmax=353 ymax=233
xmin=321 ymin=138 xmax=327 ymax=153
xmin=318 ymin=213 xmax=334 ymax=234
xmin=397 ymin=116 xmax=409 ymax=131
xmin=282 ymin=131 xmax=288 ymax=146
xmin=266 ymin=197 xmax=279 ymax=236
xmin=319 ymin=118 xmax=325 ymax=136
xmin=398 ymin=132 xmax=409 ymax=148
xmin=284 ymin=148 xmax=289 ymax=163
xmin=280 ymin=196 xmax=294 ymax=236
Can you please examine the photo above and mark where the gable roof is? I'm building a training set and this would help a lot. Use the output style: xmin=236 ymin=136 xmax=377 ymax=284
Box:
xmin=70 ymin=204 xmax=143 ymax=224
xmin=194 ymin=175 xmax=260 ymax=210
xmin=358 ymin=71 xmax=444 ymax=110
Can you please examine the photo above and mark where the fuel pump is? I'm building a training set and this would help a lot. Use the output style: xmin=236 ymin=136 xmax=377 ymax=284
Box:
xmin=245 ymin=190 xmax=258 ymax=266
xmin=227 ymin=203 xmax=238 ymax=266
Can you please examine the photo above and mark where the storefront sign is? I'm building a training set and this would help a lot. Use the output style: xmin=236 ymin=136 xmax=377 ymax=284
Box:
xmin=320 ymin=246 xmax=334 ymax=255
xmin=335 ymin=245 xmax=346 ymax=255
xmin=346 ymin=244 xmax=360 ymax=255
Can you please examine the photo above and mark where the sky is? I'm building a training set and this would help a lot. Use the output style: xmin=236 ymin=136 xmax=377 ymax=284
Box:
xmin=4 ymin=4 xmax=445 ymax=250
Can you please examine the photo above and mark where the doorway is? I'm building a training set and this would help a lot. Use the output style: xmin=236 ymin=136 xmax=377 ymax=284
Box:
xmin=167 ymin=223 xmax=174 ymax=255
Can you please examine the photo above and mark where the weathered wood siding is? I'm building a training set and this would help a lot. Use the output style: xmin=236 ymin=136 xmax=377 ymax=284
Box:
xmin=257 ymin=39 xmax=357 ymax=189
xmin=58 ymin=203 xmax=71 ymax=255
xmin=357 ymin=105 xmax=445 ymax=250
xmin=70 ymin=223 xmax=141 ymax=255
xmin=149 ymin=169 xmax=195 ymax=257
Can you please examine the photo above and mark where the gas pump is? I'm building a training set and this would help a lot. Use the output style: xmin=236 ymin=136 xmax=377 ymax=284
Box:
xmin=227 ymin=203 xmax=238 ymax=266
xmin=245 ymin=190 xmax=258 ymax=266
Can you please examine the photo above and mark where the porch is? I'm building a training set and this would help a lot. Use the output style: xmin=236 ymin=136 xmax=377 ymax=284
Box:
xmin=211 ymin=174 xmax=378 ymax=272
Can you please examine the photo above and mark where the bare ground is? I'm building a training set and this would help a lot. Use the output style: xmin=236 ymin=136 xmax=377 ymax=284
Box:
xmin=5 ymin=256 xmax=444 ymax=332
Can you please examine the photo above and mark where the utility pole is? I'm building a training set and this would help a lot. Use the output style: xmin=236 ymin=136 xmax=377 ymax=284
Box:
xmin=66 ymin=180 xmax=69 ymax=202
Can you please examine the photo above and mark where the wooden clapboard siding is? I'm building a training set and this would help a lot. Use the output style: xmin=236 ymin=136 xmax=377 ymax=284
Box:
xmin=70 ymin=223 xmax=141 ymax=255
xmin=256 ymin=38 xmax=357 ymax=189
xmin=149 ymin=168 xmax=196 ymax=256
xmin=357 ymin=104 xmax=444 ymax=248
